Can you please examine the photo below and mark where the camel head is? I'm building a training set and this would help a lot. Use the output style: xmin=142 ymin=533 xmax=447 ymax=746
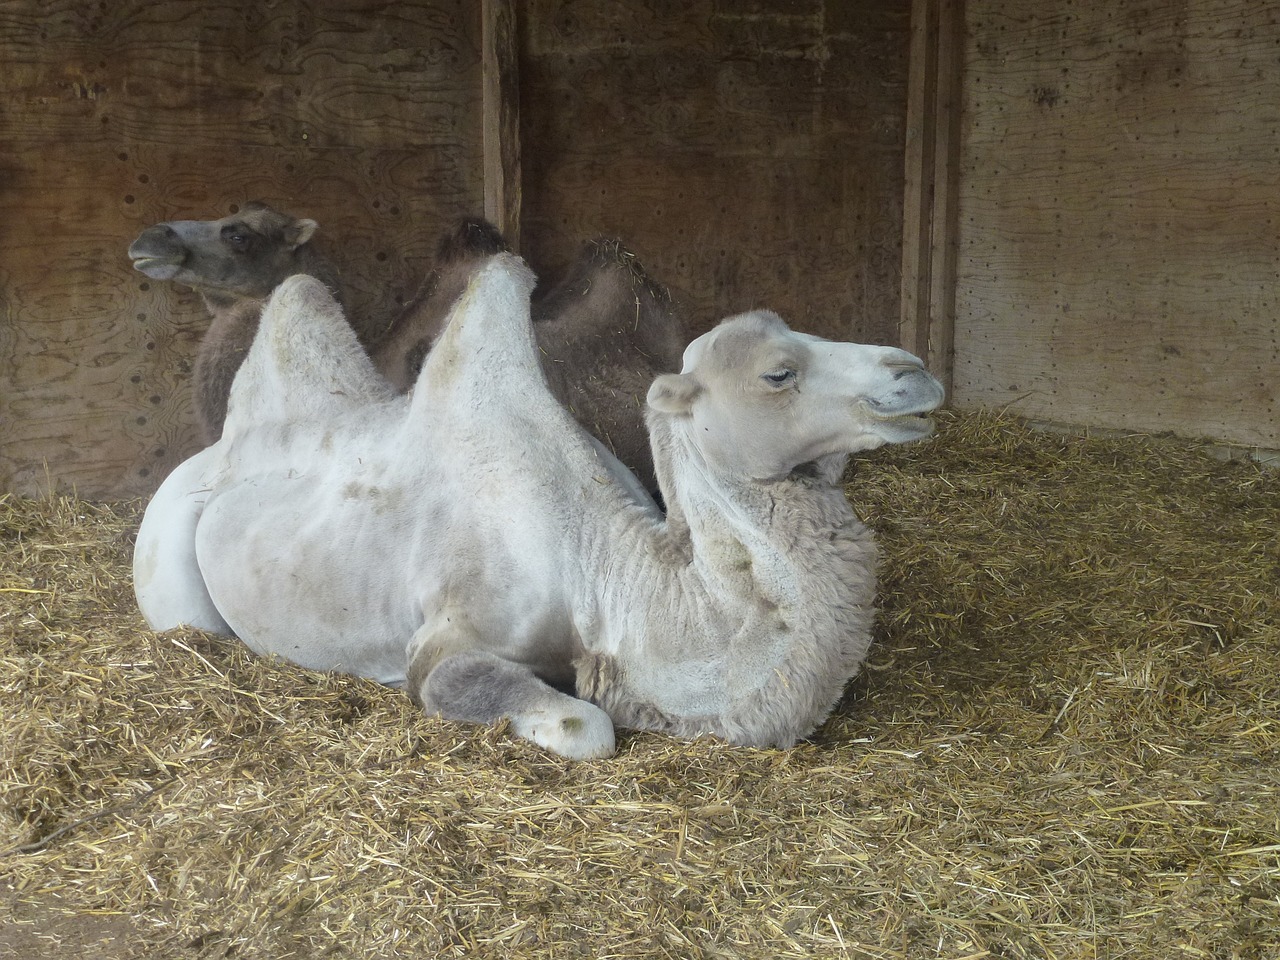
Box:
xmin=127 ymin=201 xmax=319 ymax=302
xmin=647 ymin=310 xmax=945 ymax=481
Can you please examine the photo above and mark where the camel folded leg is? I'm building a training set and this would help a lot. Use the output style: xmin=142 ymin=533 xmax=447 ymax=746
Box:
xmin=406 ymin=621 xmax=616 ymax=760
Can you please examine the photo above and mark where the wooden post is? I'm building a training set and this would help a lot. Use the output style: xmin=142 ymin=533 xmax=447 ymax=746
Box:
xmin=482 ymin=0 xmax=521 ymax=250
xmin=900 ymin=0 xmax=963 ymax=394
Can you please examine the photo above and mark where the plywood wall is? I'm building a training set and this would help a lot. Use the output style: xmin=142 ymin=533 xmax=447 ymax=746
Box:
xmin=0 ymin=0 xmax=483 ymax=498
xmin=1 ymin=0 xmax=912 ymax=500
xmin=519 ymin=1 xmax=910 ymax=343
xmin=954 ymin=0 xmax=1280 ymax=450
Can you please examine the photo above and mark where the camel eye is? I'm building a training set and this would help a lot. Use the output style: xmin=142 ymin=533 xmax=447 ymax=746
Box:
xmin=222 ymin=226 xmax=252 ymax=251
xmin=761 ymin=369 xmax=796 ymax=386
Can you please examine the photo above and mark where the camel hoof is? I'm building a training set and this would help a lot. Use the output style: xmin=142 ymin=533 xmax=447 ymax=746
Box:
xmin=514 ymin=703 xmax=616 ymax=760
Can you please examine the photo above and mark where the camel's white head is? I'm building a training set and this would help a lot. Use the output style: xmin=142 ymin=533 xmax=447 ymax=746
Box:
xmin=647 ymin=310 xmax=945 ymax=481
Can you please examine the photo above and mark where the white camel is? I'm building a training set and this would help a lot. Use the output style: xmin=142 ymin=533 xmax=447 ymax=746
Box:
xmin=134 ymin=254 xmax=944 ymax=758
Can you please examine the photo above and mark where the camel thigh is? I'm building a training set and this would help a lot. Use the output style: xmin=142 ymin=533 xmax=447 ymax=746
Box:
xmin=417 ymin=649 xmax=616 ymax=760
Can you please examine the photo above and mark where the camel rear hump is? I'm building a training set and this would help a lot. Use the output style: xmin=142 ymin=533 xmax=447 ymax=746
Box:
xmin=410 ymin=254 xmax=545 ymax=410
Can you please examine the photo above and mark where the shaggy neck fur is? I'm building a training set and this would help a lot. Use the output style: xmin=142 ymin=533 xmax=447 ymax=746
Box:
xmin=574 ymin=411 xmax=877 ymax=749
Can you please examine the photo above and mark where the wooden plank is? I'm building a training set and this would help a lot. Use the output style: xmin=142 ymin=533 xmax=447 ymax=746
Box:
xmin=900 ymin=0 xmax=939 ymax=362
xmin=0 ymin=0 xmax=484 ymax=498
xmin=900 ymin=0 xmax=963 ymax=390
xmin=519 ymin=1 xmax=911 ymax=346
xmin=482 ymin=0 xmax=522 ymax=249
xmin=926 ymin=0 xmax=963 ymax=396
xmin=955 ymin=0 xmax=1280 ymax=450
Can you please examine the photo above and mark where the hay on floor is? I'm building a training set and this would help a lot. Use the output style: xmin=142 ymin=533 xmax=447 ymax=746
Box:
xmin=1 ymin=410 xmax=1277 ymax=959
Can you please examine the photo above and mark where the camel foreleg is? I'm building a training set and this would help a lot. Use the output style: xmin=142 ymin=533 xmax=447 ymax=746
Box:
xmin=405 ymin=618 xmax=616 ymax=760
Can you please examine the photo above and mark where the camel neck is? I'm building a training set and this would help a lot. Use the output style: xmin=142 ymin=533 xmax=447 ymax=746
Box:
xmin=594 ymin=413 xmax=863 ymax=642
xmin=200 ymin=289 xmax=261 ymax=314
xmin=577 ymin=414 xmax=877 ymax=747
xmin=648 ymin=412 xmax=811 ymax=566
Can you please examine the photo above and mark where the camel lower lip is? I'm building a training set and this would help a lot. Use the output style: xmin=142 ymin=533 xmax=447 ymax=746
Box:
xmin=881 ymin=412 xmax=936 ymax=434
xmin=131 ymin=257 xmax=183 ymax=279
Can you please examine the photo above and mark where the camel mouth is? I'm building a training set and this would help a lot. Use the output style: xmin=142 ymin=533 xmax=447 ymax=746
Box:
xmin=130 ymin=255 xmax=185 ymax=281
xmin=862 ymin=399 xmax=939 ymax=440
xmin=880 ymin=411 xmax=936 ymax=436
xmin=863 ymin=395 xmax=941 ymax=419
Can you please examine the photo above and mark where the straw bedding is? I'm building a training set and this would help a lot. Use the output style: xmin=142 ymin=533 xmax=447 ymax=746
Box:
xmin=2 ymin=411 xmax=1277 ymax=959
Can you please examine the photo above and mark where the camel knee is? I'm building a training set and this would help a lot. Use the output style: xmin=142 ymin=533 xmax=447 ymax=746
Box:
xmin=405 ymin=618 xmax=478 ymax=708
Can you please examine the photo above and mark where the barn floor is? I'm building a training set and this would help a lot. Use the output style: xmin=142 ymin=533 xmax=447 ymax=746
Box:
xmin=2 ymin=411 xmax=1277 ymax=960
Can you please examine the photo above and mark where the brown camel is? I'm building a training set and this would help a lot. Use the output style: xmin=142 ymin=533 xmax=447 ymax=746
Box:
xmin=129 ymin=204 xmax=683 ymax=492
xmin=128 ymin=202 xmax=360 ymax=444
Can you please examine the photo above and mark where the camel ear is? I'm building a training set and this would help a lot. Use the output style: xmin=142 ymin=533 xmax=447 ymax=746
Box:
xmin=647 ymin=373 xmax=701 ymax=415
xmin=287 ymin=218 xmax=319 ymax=249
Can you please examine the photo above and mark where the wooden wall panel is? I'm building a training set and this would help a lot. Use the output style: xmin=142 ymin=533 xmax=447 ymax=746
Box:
xmin=900 ymin=0 xmax=964 ymax=391
xmin=519 ymin=1 xmax=910 ymax=343
xmin=955 ymin=0 xmax=1280 ymax=450
xmin=0 ymin=0 xmax=483 ymax=498
xmin=483 ymin=0 xmax=522 ymax=245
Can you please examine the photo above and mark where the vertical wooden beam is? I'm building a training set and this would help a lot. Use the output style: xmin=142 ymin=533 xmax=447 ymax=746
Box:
xmin=900 ymin=0 xmax=939 ymax=363
xmin=900 ymin=0 xmax=963 ymax=394
xmin=482 ymin=0 xmax=521 ymax=251
xmin=927 ymin=0 xmax=963 ymax=393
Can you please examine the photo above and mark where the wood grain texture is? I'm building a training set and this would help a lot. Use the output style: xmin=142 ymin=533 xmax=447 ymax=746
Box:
xmin=482 ymin=0 xmax=522 ymax=248
xmin=954 ymin=0 xmax=1280 ymax=449
xmin=901 ymin=0 xmax=940 ymax=363
xmin=900 ymin=0 xmax=964 ymax=390
xmin=0 ymin=0 xmax=484 ymax=498
xmin=519 ymin=0 xmax=910 ymax=344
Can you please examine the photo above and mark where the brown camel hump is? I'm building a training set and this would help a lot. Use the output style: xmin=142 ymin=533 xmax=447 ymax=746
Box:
xmin=371 ymin=217 xmax=514 ymax=391
xmin=436 ymin=217 xmax=510 ymax=263
xmin=533 ymin=238 xmax=684 ymax=363
xmin=530 ymin=238 xmax=687 ymax=496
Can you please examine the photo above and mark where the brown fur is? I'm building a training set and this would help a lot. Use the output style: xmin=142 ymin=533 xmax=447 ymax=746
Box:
xmin=190 ymin=301 xmax=259 ymax=444
xmin=373 ymin=219 xmax=510 ymax=391
xmin=532 ymin=239 xmax=686 ymax=494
